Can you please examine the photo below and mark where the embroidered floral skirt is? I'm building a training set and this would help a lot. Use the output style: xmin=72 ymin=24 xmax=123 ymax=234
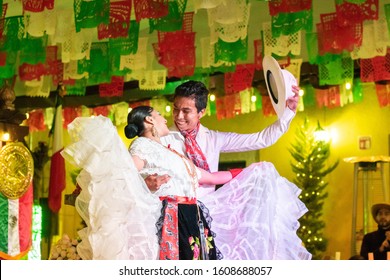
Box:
xmin=157 ymin=196 xmax=220 ymax=260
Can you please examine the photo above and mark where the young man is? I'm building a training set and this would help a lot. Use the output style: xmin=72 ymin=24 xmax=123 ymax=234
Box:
xmin=146 ymin=80 xmax=300 ymax=198
xmin=360 ymin=202 xmax=390 ymax=260
xmin=141 ymin=81 xmax=311 ymax=260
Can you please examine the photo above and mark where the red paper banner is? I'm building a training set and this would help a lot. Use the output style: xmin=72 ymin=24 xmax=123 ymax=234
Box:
xmin=92 ymin=105 xmax=111 ymax=117
xmin=224 ymin=64 xmax=255 ymax=95
xmin=216 ymin=97 xmax=226 ymax=120
xmin=18 ymin=46 xmax=59 ymax=81
xmin=63 ymin=107 xmax=82 ymax=129
xmin=97 ymin=0 xmax=132 ymax=40
xmin=224 ymin=93 xmax=241 ymax=119
xmin=99 ymin=76 xmax=124 ymax=97
xmin=18 ymin=63 xmax=45 ymax=81
xmin=336 ymin=0 xmax=378 ymax=26
xmin=22 ymin=0 xmax=54 ymax=12
xmin=360 ymin=49 xmax=390 ymax=82
xmin=318 ymin=13 xmax=362 ymax=55
xmin=133 ymin=0 xmax=169 ymax=22
xmin=0 ymin=51 xmax=6 ymax=66
xmin=315 ymin=86 xmax=341 ymax=109
xmin=375 ymin=83 xmax=390 ymax=107
xmin=154 ymin=13 xmax=195 ymax=78
xmin=262 ymin=96 xmax=276 ymax=117
xmin=268 ymin=0 xmax=312 ymax=16
xmin=28 ymin=109 xmax=46 ymax=132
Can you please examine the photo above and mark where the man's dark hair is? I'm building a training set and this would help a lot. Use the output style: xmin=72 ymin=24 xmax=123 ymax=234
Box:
xmin=174 ymin=80 xmax=209 ymax=113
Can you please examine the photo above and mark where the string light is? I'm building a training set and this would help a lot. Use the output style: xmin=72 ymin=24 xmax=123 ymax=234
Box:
xmin=299 ymin=89 xmax=304 ymax=96
xmin=1 ymin=132 xmax=10 ymax=142
xmin=165 ymin=105 xmax=171 ymax=113
xmin=314 ymin=121 xmax=330 ymax=143
xmin=251 ymin=95 xmax=257 ymax=103
xmin=209 ymin=94 xmax=216 ymax=102
xmin=345 ymin=82 xmax=351 ymax=90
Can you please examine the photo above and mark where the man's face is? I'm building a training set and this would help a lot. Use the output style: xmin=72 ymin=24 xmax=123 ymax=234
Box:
xmin=376 ymin=208 xmax=390 ymax=230
xmin=173 ymin=96 xmax=204 ymax=132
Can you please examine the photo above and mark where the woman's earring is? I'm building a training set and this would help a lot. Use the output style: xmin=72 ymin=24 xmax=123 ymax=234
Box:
xmin=152 ymin=126 xmax=158 ymax=137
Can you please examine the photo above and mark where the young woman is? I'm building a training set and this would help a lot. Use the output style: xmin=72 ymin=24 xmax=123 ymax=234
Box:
xmin=125 ymin=106 xmax=237 ymax=260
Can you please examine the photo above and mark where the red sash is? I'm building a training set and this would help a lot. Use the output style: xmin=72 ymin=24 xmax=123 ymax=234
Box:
xmin=180 ymin=123 xmax=210 ymax=172
xmin=158 ymin=195 xmax=197 ymax=260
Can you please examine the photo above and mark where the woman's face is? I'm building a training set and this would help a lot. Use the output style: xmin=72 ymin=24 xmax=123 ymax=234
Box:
xmin=151 ymin=110 xmax=170 ymax=137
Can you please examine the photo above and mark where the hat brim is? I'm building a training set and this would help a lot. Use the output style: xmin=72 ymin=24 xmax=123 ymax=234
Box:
xmin=262 ymin=56 xmax=296 ymax=118
xmin=371 ymin=202 xmax=390 ymax=220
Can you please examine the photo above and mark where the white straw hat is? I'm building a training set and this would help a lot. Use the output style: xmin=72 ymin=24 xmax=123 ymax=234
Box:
xmin=262 ymin=55 xmax=297 ymax=118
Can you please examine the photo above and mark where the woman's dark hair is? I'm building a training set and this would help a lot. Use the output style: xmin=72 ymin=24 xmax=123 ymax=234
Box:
xmin=124 ymin=106 xmax=153 ymax=139
xmin=174 ymin=80 xmax=209 ymax=112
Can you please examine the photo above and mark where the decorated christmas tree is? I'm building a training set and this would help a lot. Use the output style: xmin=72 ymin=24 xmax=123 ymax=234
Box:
xmin=289 ymin=118 xmax=339 ymax=260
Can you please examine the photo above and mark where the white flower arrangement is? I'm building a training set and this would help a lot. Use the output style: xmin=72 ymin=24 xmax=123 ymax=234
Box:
xmin=49 ymin=234 xmax=81 ymax=260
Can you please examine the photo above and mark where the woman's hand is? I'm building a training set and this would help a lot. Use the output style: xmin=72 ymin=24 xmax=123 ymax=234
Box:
xmin=144 ymin=173 xmax=171 ymax=192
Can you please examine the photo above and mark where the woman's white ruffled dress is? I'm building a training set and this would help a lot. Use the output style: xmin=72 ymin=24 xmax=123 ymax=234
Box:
xmin=62 ymin=116 xmax=311 ymax=260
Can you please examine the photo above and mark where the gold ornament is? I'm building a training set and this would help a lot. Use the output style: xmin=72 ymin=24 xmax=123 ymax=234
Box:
xmin=0 ymin=142 xmax=34 ymax=199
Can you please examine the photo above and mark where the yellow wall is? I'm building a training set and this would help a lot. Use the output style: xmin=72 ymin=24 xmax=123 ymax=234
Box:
xmin=36 ymin=84 xmax=389 ymax=260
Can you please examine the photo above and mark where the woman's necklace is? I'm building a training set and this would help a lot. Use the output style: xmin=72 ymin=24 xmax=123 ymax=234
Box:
xmin=145 ymin=137 xmax=199 ymax=193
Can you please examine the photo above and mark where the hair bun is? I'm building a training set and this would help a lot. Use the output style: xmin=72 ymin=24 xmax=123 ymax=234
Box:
xmin=124 ymin=124 xmax=138 ymax=139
